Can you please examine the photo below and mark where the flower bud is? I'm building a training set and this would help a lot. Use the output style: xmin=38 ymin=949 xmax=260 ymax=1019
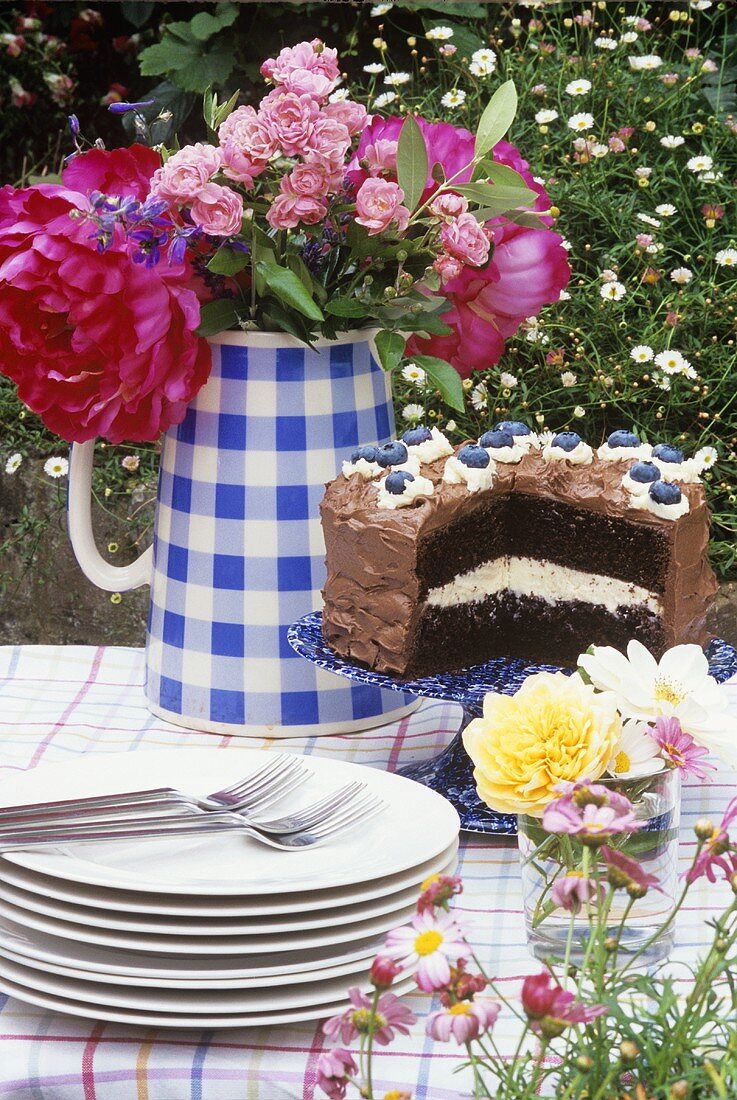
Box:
xmin=620 ymin=1040 xmax=639 ymax=1063
xmin=540 ymin=1015 xmax=566 ymax=1039
xmin=370 ymin=955 xmax=402 ymax=990
xmin=715 ymin=937 xmax=728 ymax=952
xmin=627 ymin=882 xmax=648 ymax=900
xmin=694 ymin=818 xmax=715 ymax=840
xmin=576 ymin=1054 xmax=593 ymax=1073
xmin=604 ymin=936 xmax=619 ymax=952
xmin=730 ymin=872 xmax=737 ymax=895
xmin=669 ymin=1082 xmax=689 ymax=1099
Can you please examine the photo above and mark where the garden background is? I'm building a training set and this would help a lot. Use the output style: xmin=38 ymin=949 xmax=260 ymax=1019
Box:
xmin=0 ymin=0 xmax=735 ymax=645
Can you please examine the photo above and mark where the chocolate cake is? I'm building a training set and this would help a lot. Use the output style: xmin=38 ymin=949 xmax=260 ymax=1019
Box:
xmin=320 ymin=423 xmax=717 ymax=677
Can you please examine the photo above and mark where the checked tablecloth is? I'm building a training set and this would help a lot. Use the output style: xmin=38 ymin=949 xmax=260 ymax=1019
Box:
xmin=0 ymin=644 xmax=735 ymax=1100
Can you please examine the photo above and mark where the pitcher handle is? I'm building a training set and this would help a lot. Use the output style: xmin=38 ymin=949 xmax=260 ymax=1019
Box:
xmin=68 ymin=440 xmax=153 ymax=592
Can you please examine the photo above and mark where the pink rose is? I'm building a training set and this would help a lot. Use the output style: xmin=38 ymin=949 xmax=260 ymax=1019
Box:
xmin=261 ymin=39 xmax=339 ymax=100
xmin=433 ymin=253 xmax=463 ymax=283
xmin=306 ymin=115 xmax=351 ymax=167
xmin=441 ymin=212 xmax=490 ymax=268
xmin=149 ymin=143 xmax=222 ymax=205
xmin=354 ymin=178 xmax=410 ymax=235
xmin=266 ymin=187 xmax=327 ymax=230
xmin=430 ymin=192 xmax=469 ymax=218
xmin=190 ymin=183 xmax=243 ymax=237
xmin=323 ymin=99 xmax=368 ymax=136
xmin=364 ymin=139 xmax=398 ymax=176
xmin=218 ymin=105 xmax=277 ymax=186
xmin=0 ymin=153 xmax=210 ymax=444
xmin=260 ymin=90 xmax=319 ymax=157
xmin=286 ymin=162 xmax=331 ymax=197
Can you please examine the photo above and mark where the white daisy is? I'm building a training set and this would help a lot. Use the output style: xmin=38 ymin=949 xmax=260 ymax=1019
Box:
xmin=629 ymin=54 xmax=663 ymax=71
xmin=645 ymin=243 xmax=664 ymax=254
xmin=573 ymin=405 xmax=586 ymax=418
xmin=4 ymin=452 xmax=22 ymax=475
xmin=426 ymin=25 xmax=454 ymax=40
xmin=500 ymin=371 xmax=518 ymax=389
xmin=670 ymin=267 xmax=693 ymax=285
xmin=660 ymin=134 xmax=685 ymax=148
xmin=328 ymin=88 xmax=350 ymax=103
xmin=372 ymin=91 xmax=397 ymax=109
xmin=44 ymin=456 xmax=69 ymax=479
xmin=637 ymin=213 xmax=661 ymax=228
xmin=471 ymin=48 xmax=497 ymax=66
xmin=601 ymin=269 xmax=619 ymax=283
xmin=441 ymin=89 xmax=466 ymax=109
xmin=535 ymin=108 xmax=558 ymax=124
xmin=591 ymin=143 xmax=609 ymax=158
xmin=401 ymin=363 xmax=426 ymax=386
xmin=567 ymin=112 xmax=595 ymax=132
xmin=655 ymin=203 xmax=677 ymax=216
xmin=121 ymin=454 xmax=140 ymax=472
xmin=654 ymin=373 xmax=671 ymax=391
xmin=621 ymin=31 xmax=639 ymax=44
xmin=560 ymin=371 xmax=577 ymax=388
xmin=402 ymin=403 xmax=425 ymax=422
xmin=600 ymin=282 xmax=626 ymax=301
xmin=654 ymin=349 xmax=691 ymax=375
xmin=384 ymin=71 xmax=410 ymax=86
xmin=445 ymin=420 xmax=457 ymax=433
xmin=698 ymin=170 xmax=723 ymax=183
xmin=594 ymin=36 xmax=617 ymax=49
xmin=686 ymin=154 xmax=713 ymax=173
xmin=560 ymin=239 xmax=573 ymax=251
xmin=537 ymin=430 xmax=554 ymax=446
xmin=470 ymin=382 xmax=488 ymax=411
xmin=716 ymin=248 xmax=737 ymax=267
xmin=363 ymin=62 xmax=385 ymax=75
xmin=559 ymin=289 xmax=572 ymax=300
xmin=694 ymin=445 xmax=717 ymax=471
xmin=608 ymin=719 xmax=664 ymax=779
xmin=690 ymin=0 xmax=712 ymax=9
xmin=370 ymin=3 xmax=393 ymax=15
xmin=565 ymin=79 xmax=591 ymax=96
xmin=630 ymin=345 xmax=654 ymax=363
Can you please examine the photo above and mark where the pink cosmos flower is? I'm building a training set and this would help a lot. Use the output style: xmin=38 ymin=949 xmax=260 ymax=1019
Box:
xmin=316 ymin=1047 xmax=357 ymax=1100
xmin=430 ymin=192 xmax=469 ymax=219
xmin=261 ymin=39 xmax=340 ymax=100
xmin=550 ymin=872 xmax=602 ymax=914
xmin=218 ymin=105 xmax=277 ymax=186
xmin=521 ymin=972 xmax=606 ymax=1034
xmin=686 ymin=797 xmax=737 ymax=884
xmin=601 ymin=846 xmax=662 ymax=893
xmin=149 ymin=143 xmax=222 ymax=205
xmin=323 ymin=987 xmax=416 ymax=1046
xmin=383 ymin=909 xmax=469 ymax=992
xmin=426 ymin=997 xmax=500 ymax=1045
xmin=189 ymin=183 xmax=243 ymax=237
xmin=260 ymin=90 xmax=320 ymax=157
xmin=0 ymin=148 xmax=211 ymax=444
xmin=323 ymin=99 xmax=368 ymax=136
xmin=355 ymin=178 xmax=410 ymax=236
xmin=441 ymin=213 xmax=490 ymax=268
xmin=650 ymin=716 xmax=715 ymax=780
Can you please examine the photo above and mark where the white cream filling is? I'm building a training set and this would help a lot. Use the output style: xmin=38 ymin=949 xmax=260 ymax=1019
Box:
xmin=407 ymin=428 xmax=454 ymax=464
xmin=426 ymin=556 xmax=663 ymax=615
xmin=621 ymin=471 xmax=659 ymax=497
xmin=628 ymin=492 xmax=690 ymax=521
xmin=652 ymin=457 xmax=701 ymax=483
xmin=443 ymin=455 xmax=495 ymax=493
xmin=542 ymin=441 xmax=594 ymax=465
xmin=597 ymin=442 xmax=653 ymax=462
xmin=342 ymin=457 xmax=382 ymax=480
xmin=481 ymin=442 xmax=527 ymax=464
xmin=377 ymin=473 xmax=434 ymax=510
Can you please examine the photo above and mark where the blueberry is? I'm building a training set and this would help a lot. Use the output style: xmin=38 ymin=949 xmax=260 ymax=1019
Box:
xmin=385 ymin=470 xmax=414 ymax=495
xmin=607 ymin=429 xmax=640 ymax=449
xmin=649 ymin=480 xmax=682 ymax=505
xmin=457 ymin=444 xmax=490 ymax=469
xmin=375 ymin=441 xmax=409 ymax=468
xmin=652 ymin=443 xmax=684 ymax=464
xmin=493 ymin=420 xmax=531 ymax=437
xmin=350 ymin=444 xmax=379 ymax=464
xmin=479 ymin=428 xmax=515 ymax=450
xmin=629 ymin=460 xmax=661 ymax=484
xmin=551 ymin=431 xmax=582 ymax=453
xmin=402 ymin=426 xmax=433 ymax=446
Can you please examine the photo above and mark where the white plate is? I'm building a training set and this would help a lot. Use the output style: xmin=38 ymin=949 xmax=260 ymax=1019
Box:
xmin=0 ymin=748 xmax=459 ymax=896
xmin=0 ymin=972 xmax=416 ymax=1030
xmin=0 ymin=896 xmax=415 ymax=955
xmin=0 ymin=850 xmax=457 ymax=934
xmin=0 ymin=841 xmax=458 ymax=916
xmin=0 ymin=955 xmax=406 ymax=1015
xmin=0 ymin=919 xmax=385 ymax=982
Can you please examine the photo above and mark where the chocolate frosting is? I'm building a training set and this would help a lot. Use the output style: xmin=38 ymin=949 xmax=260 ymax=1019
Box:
xmin=320 ymin=443 xmax=718 ymax=675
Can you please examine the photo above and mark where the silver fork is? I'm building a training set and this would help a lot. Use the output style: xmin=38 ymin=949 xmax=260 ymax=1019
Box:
xmin=0 ymin=754 xmax=311 ymax=828
xmin=0 ymin=792 xmax=386 ymax=853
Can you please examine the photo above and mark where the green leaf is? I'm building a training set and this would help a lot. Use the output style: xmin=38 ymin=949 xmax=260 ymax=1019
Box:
xmin=346 ymin=220 xmax=374 ymax=259
xmin=196 ymin=298 xmax=242 ymax=337
xmin=455 ymin=180 xmax=537 ymax=212
xmin=475 ymin=80 xmax=518 ymax=158
xmin=472 ymin=159 xmax=531 ymax=190
xmin=419 ymin=15 xmax=485 ymax=60
xmin=508 ymin=211 xmax=549 ymax=230
xmin=261 ymin=302 xmax=316 ymax=346
xmin=121 ymin=1 xmax=154 ymax=28
xmin=189 ymin=4 xmax=239 ymax=40
xmin=374 ymin=330 xmax=406 ymax=372
xmin=412 ymin=355 xmax=464 ymax=412
xmin=401 ymin=0 xmax=486 ymax=15
xmin=207 ymin=248 xmax=250 ymax=276
xmin=287 ymin=254 xmax=327 ymax=304
xmin=139 ymin=30 xmax=236 ymax=93
xmin=255 ymin=261 xmax=324 ymax=322
xmin=325 ymin=299 xmax=370 ymax=318
xmin=213 ymin=89 xmax=240 ymax=128
xmin=121 ymin=80 xmax=195 ymax=143
xmin=396 ymin=115 xmax=428 ymax=213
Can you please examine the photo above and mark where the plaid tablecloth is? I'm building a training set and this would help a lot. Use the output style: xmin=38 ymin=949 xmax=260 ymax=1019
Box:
xmin=0 ymin=645 xmax=735 ymax=1100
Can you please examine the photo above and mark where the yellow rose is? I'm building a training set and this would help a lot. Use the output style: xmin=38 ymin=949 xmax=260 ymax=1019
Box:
xmin=462 ymin=672 xmax=622 ymax=817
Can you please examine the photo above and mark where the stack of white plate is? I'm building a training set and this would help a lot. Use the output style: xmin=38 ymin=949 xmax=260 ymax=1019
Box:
xmin=0 ymin=748 xmax=459 ymax=1028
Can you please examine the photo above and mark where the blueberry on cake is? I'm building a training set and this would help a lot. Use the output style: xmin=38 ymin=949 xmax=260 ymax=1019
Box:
xmin=320 ymin=424 xmax=717 ymax=677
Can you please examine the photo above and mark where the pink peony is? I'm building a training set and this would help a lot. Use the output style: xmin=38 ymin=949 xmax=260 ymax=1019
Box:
xmin=355 ymin=178 xmax=410 ymax=236
xmin=323 ymin=99 xmax=368 ymax=136
xmin=189 ymin=183 xmax=243 ymax=237
xmin=261 ymin=39 xmax=340 ymax=100
xmin=441 ymin=212 xmax=490 ymax=267
xmin=149 ymin=143 xmax=222 ymax=205
xmin=0 ymin=148 xmax=211 ymax=445
xmin=430 ymin=192 xmax=469 ymax=219
xmin=260 ymin=90 xmax=320 ymax=158
xmin=218 ymin=105 xmax=277 ymax=186
xmin=349 ymin=116 xmax=475 ymax=203
xmin=426 ymin=997 xmax=500 ymax=1045
xmin=63 ymin=144 xmax=161 ymax=201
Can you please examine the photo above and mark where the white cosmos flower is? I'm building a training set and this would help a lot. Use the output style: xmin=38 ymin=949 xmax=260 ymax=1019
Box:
xmin=670 ymin=267 xmax=693 ymax=285
xmin=384 ymin=71 xmax=410 ymax=86
xmin=686 ymin=154 xmax=713 ymax=173
xmin=363 ymin=62 xmax=385 ymax=75
xmin=715 ymin=248 xmax=737 ymax=267
xmin=4 ymin=453 xmax=22 ymax=475
xmin=607 ymin=718 xmax=664 ymax=779
xmin=44 ymin=456 xmax=69 ymax=478
xmin=401 ymin=363 xmax=426 ymax=386
xmin=441 ymin=89 xmax=466 ymax=108
xmin=535 ymin=109 xmax=559 ymax=124
xmin=629 ymin=55 xmax=663 ymax=71
xmin=568 ymin=112 xmax=595 ymax=132
xmin=565 ymin=79 xmax=591 ymax=95
xmin=600 ymin=281 xmax=626 ymax=301
xmin=654 ymin=349 xmax=690 ymax=374
xmin=655 ymin=203 xmax=677 ymax=216
xmin=594 ymin=36 xmax=617 ymax=49
xmin=402 ymin=403 xmax=425 ymax=422
xmin=579 ymin=641 xmax=737 ymax=765
xmin=500 ymin=371 xmax=518 ymax=389
xmin=630 ymin=345 xmax=654 ymax=363
xmin=426 ymin=25 xmax=454 ymax=40
xmin=372 ymin=91 xmax=397 ymax=109
xmin=660 ymin=135 xmax=685 ymax=148
xmin=694 ymin=445 xmax=717 ymax=471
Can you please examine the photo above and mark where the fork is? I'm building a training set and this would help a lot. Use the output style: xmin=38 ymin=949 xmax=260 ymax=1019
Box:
xmin=0 ymin=791 xmax=386 ymax=853
xmin=0 ymin=754 xmax=311 ymax=828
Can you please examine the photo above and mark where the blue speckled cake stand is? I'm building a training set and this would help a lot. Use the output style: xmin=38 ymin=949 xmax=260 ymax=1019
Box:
xmin=287 ymin=612 xmax=737 ymax=835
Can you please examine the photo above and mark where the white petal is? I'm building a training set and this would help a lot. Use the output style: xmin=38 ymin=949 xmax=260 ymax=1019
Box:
xmin=658 ymin=643 xmax=709 ymax=687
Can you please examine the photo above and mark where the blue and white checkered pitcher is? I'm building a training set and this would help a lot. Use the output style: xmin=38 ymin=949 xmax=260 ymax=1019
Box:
xmin=67 ymin=330 xmax=416 ymax=736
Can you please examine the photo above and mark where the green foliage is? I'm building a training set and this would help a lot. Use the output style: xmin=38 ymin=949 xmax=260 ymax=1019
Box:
xmin=474 ymin=79 xmax=518 ymax=158
xmin=396 ymin=115 xmax=428 ymax=213
xmin=138 ymin=4 xmax=238 ymax=93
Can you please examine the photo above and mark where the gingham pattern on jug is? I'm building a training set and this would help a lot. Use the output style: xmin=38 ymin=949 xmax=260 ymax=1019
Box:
xmin=146 ymin=331 xmax=414 ymax=734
